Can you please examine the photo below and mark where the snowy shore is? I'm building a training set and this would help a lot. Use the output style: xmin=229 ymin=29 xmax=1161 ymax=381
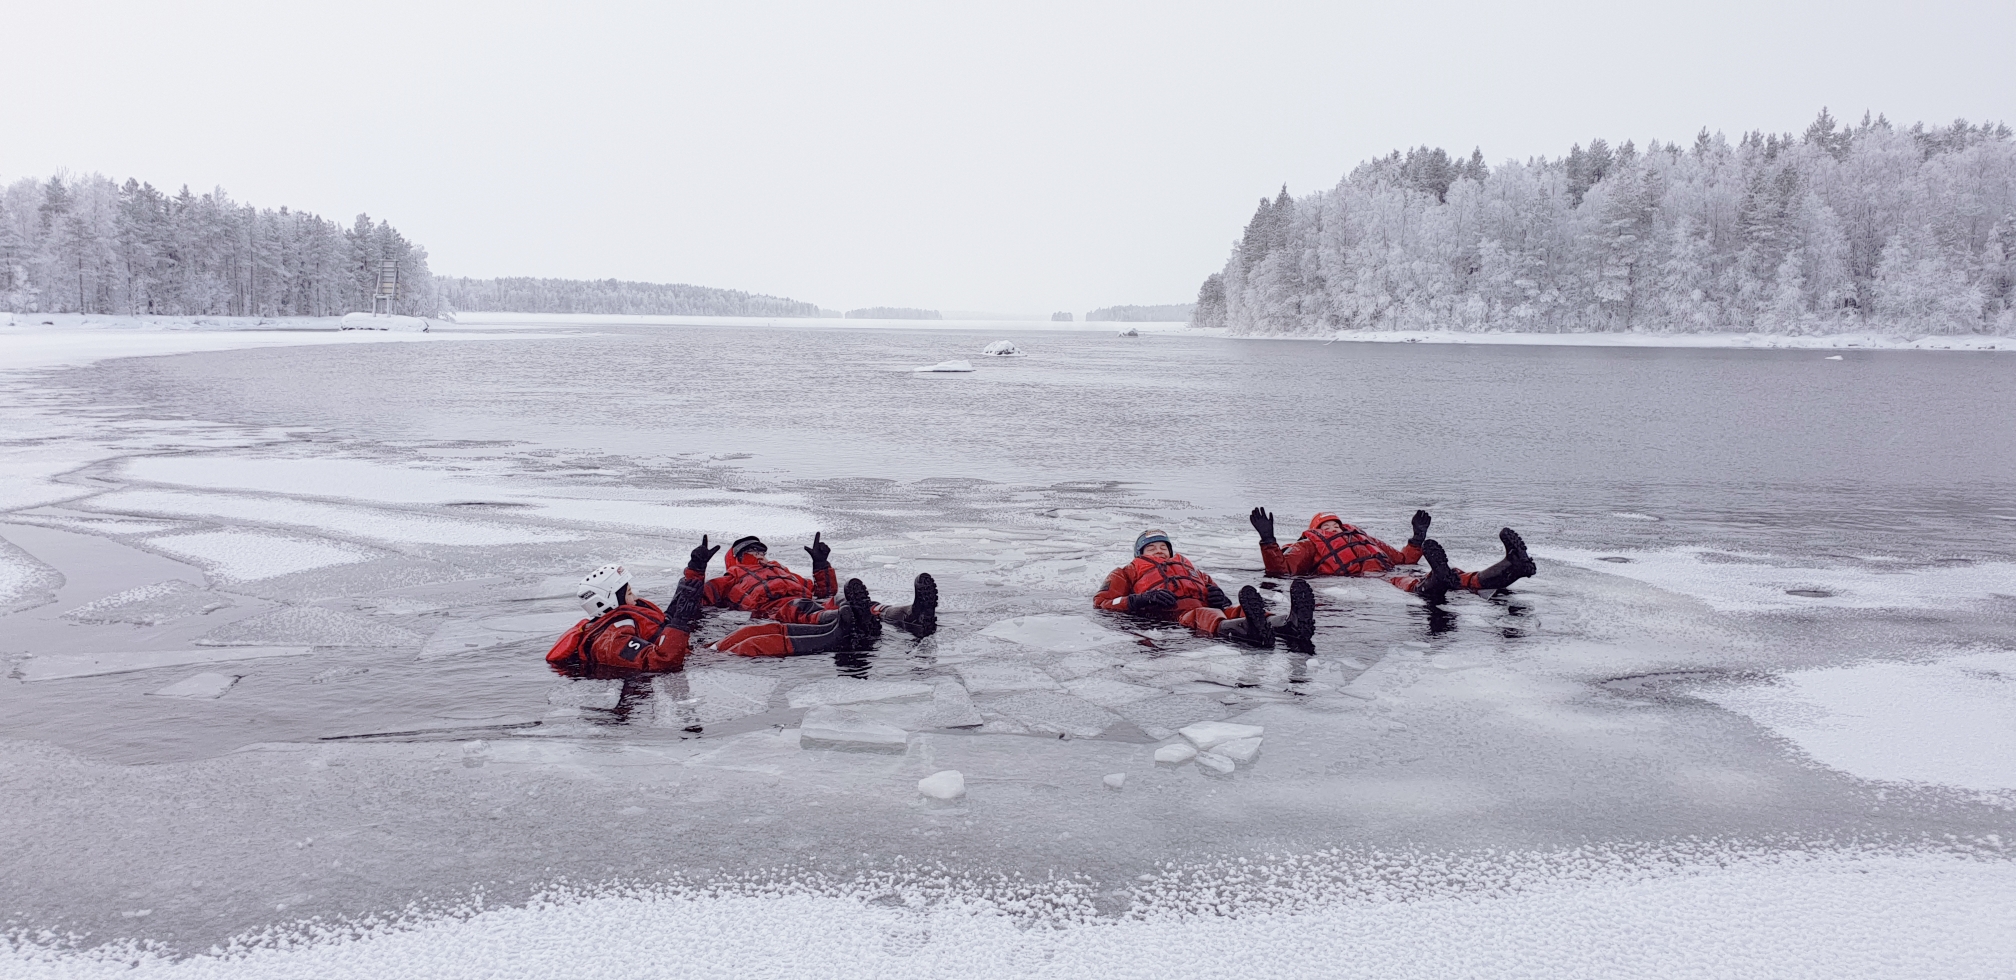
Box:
xmin=1282 ymin=328 xmax=2014 ymax=352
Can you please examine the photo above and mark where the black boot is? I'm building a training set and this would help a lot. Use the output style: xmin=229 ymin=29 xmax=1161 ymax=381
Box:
xmin=1221 ymin=585 xmax=1275 ymax=649
xmin=1470 ymin=528 xmax=1537 ymax=591
xmin=1416 ymin=540 xmax=1461 ymax=603
xmin=1276 ymin=579 xmax=1316 ymax=653
xmin=842 ymin=578 xmax=880 ymax=650
xmin=879 ymin=573 xmax=938 ymax=638
xmin=1408 ymin=509 xmax=1431 ymax=550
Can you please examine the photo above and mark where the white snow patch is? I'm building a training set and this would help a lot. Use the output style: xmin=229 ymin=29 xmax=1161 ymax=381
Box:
xmin=912 ymin=359 xmax=975 ymax=373
xmin=146 ymin=530 xmax=372 ymax=581
xmin=1103 ymin=772 xmax=1126 ymax=790
xmin=92 ymin=490 xmax=581 ymax=547
xmin=1543 ymin=547 xmax=2016 ymax=613
xmin=338 ymin=313 xmax=431 ymax=332
xmin=1698 ymin=649 xmax=2016 ymax=798
xmin=147 ymin=672 xmax=241 ymax=699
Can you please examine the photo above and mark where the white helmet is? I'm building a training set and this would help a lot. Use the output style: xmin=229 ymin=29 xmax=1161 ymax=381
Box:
xmin=578 ymin=563 xmax=631 ymax=617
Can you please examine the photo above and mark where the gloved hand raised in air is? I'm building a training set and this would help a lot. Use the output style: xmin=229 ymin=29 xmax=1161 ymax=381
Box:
xmin=1128 ymin=589 xmax=1179 ymax=614
xmin=687 ymin=535 xmax=720 ymax=574
xmin=1409 ymin=509 xmax=1432 ymax=548
xmin=1249 ymin=507 xmax=1276 ymax=546
xmin=804 ymin=532 xmax=832 ymax=572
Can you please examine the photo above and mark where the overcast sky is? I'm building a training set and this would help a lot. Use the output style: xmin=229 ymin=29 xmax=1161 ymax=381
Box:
xmin=6 ymin=0 xmax=2013 ymax=314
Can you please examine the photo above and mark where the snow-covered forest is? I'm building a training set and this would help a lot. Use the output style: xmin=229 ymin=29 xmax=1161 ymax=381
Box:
xmin=0 ymin=174 xmax=435 ymax=317
xmin=1194 ymin=112 xmax=2016 ymax=336
xmin=437 ymin=277 xmax=818 ymax=317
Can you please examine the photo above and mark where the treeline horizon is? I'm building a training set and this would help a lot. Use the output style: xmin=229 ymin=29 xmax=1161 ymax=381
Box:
xmin=1193 ymin=110 xmax=2016 ymax=336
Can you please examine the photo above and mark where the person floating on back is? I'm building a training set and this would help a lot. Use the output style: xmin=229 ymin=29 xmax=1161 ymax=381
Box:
xmin=1095 ymin=529 xmax=1313 ymax=650
xmin=545 ymin=550 xmax=707 ymax=677
xmin=703 ymin=532 xmax=937 ymax=640
xmin=1249 ymin=508 xmax=1536 ymax=602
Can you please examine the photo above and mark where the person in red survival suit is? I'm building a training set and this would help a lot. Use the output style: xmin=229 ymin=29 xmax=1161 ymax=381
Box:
xmin=1095 ymin=529 xmax=1313 ymax=649
xmin=549 ymin=537 xmax=899 ymax=672
xmin=702 ymin=533 xmax=937 ymax=639
xmin=1250 ymin=508 xmax=1537 ymax=601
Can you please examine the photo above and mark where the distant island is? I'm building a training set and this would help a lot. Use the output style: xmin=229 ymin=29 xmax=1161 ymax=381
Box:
xmin=438 ymin=277 xmax=819 ymax=317
xmin=1192 ymin=110 xmax=2016 ymax=337
xmin=846 ymin=307 xmax=941 ymax=320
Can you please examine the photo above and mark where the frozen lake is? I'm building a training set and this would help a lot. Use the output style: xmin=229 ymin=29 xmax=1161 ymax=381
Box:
xmin=3 ymin=323 xmax=2015 ymax=975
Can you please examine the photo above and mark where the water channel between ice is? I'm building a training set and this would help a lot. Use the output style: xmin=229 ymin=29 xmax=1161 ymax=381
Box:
xmin=2 ymin=324 xmax=2014 ymax=960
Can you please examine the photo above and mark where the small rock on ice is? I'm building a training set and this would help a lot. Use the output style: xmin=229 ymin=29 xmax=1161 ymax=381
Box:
xmin=1103 ymin=773 xmax=1126 ymax=790
xmin=1196 ymin=752 xmax=1236 ymax=775
xmin=1179 ymin=721 xmax=1263 ymax=751
xmin=1116 ymin=327 xmax=1139 ymax=337
xmin=1154 ymin=743 xmax=1197 ymax=765
xmin=918 ymin=770 xmax=965 ymax=800
xmin=913 ymin=359 xmax=975 ymax=373
xmin=799 ymin=706 xmax=910 ymax=752
xmin=1215 ymin=736 xmax=1263 ymax=764
xmin=148 ymin=672 xmax=240 ymax=699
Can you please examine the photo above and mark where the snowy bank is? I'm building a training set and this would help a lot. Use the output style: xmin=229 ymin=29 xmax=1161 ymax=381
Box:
xmin=0 ymin=315 xmax=539 ymax=373
xmin=448 ymin=311 xmax=1213 ymax=336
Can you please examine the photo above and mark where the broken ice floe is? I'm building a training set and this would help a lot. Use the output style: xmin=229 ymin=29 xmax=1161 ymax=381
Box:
xmin=18 ymin=646 xmax=311 ymax=681
xmin=60 ymin=578 xmax=228 ymax=626
xmin=955 ymin=662 xmax=1060 ymax=694
xmin=1214 ymin=736 xmax=1264 ymax=764
xmin=1115 ymin=694 xmax=1229 ymax=740
xmin=682 ymin=668 xmax=780 ymax=722
xmin=547 ymin=679 xmax=623 ymax=711
xmin=1154 ymin=742 xmax=1198 ymax=765
xmin=147 ymin=671 xmax=240 ymax=700
xmin=422 ymin=610 xmax=582 ymax=659
xmin=920 ymin=679 xmax=984 ymax=728
xmin=976 ymin=614 xmax=1133 ymax=653
xmin=982 ymin=691 xmax=1120 ymax=738
xmin=200 ymin=606 xmax=424 ymax=648
xmin=1061 ymin=676 xmax=1166 ymax=707
xmin=917 ymin=770 xmax=965 ymax=799
xmin=786 ymin=678 xmax=934 ymax=708
xmin=1196 ymin=751 xmax=1236 ymax=775
xmin=147 ymin=530 xmax=373 ymax=581
xmin=799 ymin=706 xmax=910 ymax=752
xmin=912 ymin=359 xmax=976 ymax=373
xmin=1180 ymin=721 xmax=1263 ymax=751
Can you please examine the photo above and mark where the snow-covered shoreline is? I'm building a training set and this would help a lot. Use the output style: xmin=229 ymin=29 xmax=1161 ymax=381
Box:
xmin=1247 ymin=328 xmax=2014 ymax=352
xmin=0 ymin=314 xmax=535 ymax=373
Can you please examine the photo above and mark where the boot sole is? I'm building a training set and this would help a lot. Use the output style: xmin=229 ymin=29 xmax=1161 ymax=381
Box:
xmin=1288 ymin=578 xmax=1315 ymax=638
xmin=843 ymin=578 xmax=879 ymax=650
xmin=904 ymin=573 xmax=938 ymax=638
xmin=1236 ymin=586 xmax=1274 ymax=649
xmin=1419 ymin=540 xmax=1458 ymax=601
xmin=1500 ymin=527 xmax=1538 ymax=579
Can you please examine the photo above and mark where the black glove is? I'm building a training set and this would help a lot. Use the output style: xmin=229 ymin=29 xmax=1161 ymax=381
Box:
xmin=1409 ymin=509 xmax=1432 ymax=548
xmin=687 ymin=534 xmax=719 ymax=574
xmin=804 ymin=532 xmax=831 ymax=572
xmin=666 ymin=575 xmax=704 ymax=632
xmin=1204 ymin=583 xmax=1232 ymax=609
xmin=1129 ymin=589 xmax=1179 ymax=614
xmin=1249 ymin=507 xmax=1276 ymax=546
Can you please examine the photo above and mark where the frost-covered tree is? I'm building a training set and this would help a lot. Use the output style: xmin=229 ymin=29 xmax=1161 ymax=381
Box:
xmin=1199 ymin=111 xmax=2016 ymax=336
xmin=0 ymin=173 xmax=436 ymax=316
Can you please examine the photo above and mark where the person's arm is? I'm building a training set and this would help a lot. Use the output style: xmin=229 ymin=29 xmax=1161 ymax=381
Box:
xmin=804 ymin=532 xmax=836 ymax=598
xmin=1094 ymin=566 xmax=1134 ymax=610
xmin=1253 ymin=508 xmax=1297 ymax=576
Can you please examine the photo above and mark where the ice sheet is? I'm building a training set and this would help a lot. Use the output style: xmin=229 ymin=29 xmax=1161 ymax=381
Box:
xmin=91 ymin=490 xmax=582 ymax=547
xmin=145 ymin=531 xmax=374 ymax=582
xmin=18 ymin=646 xmax=311 ymax=681
xmin=1698 ymin=649 xmax=2016 ymax=798
xmin=148 ymin=672 xmax=241 ymax=700
xmin=198 ymin=607 xmax=425 ymax=649
xmin=977 ymin=614 xmax=1134 ymax=652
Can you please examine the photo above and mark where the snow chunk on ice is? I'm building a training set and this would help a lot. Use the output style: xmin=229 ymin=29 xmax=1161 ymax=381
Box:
xmin=148 ymin=672 xmax=240 ymax=699
xmin=148 ymin=530 xmax=373 ymax=581
xmin=912 ymin=359 xmax=975 ymax=373
xmin=980 ymin=340 xmax=1023 ymax=356
xmin=917 ymin=770 xmax=965 ymax=799
xmin=799 ymin=706 xmax=910 ymax=752
xmin=1698 ymin=649 xmax=2016 ymax=797
xmin=977 ymin=614 xmax=1133 ymax=652
xmin=1180 ymin=721 xmax=1264 ymax=751
xmin=1154 ymin=743 xmax=1197 ymax=765
xmin=1103 ymin=773 xmax=1125 ymax=790
xmin=1214 ymin=736 xmax=1264 ymax=764
xmin=786 ymin=678 xmax=934 ymax=708
xmin=19 ymin=646 xmax=310 ymax=681
xmin=955 ymin=662 xmax=1060 ymax=693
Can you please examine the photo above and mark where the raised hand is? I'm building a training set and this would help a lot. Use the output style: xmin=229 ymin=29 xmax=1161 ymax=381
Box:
xmin=804 ymin=531 xmax=832 ymax=571
xmin=1410 ymin=509 xmax=1432 ymax=547
xmin=1249 ymin=507 xmax=1276 ymax=545
xmin=687 ymin=534 xmax=720 ymax=573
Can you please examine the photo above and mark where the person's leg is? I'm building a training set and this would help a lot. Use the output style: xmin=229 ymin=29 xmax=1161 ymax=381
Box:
xmin=767 ymin=597 xmax=837 ymax=626
xmin=1401 ymin=540 xmax=1463 ymax=602
xmin=716 ymin=614 xmax=855 ymax=657
xmin=1275 ymin=579 xmax=1316 ymax=652
xmin=875 ymin=573 xmax=939 ymax=638
xmin=1460 ymin=528 xmax=1536 ymax=591
xmin=1209 ymin=586 xmax=1277 ymax=649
